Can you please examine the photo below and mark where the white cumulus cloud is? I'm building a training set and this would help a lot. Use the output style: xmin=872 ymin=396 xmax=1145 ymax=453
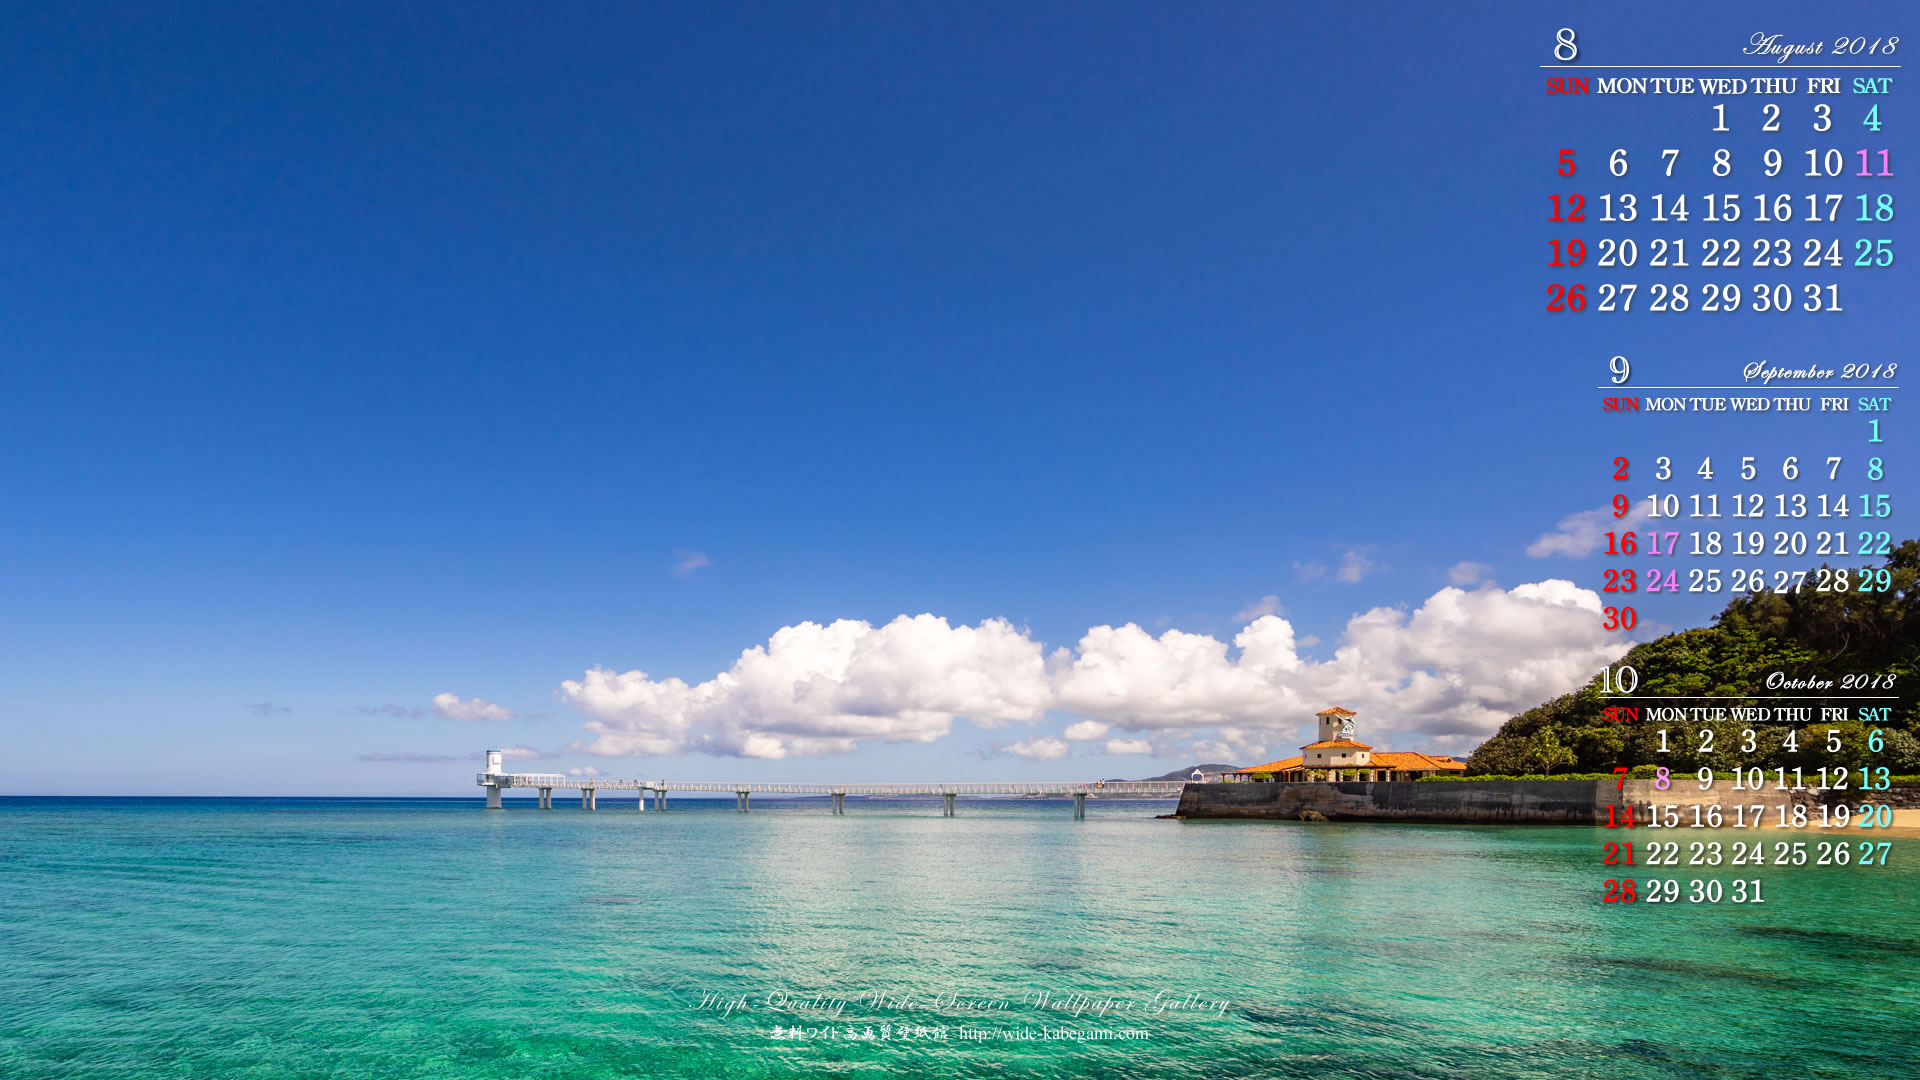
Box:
xmin=1448 ymin=561 xmax=1493 ymax=586
xmin=558 ymin=581 xmax=1630 ymax=761
xmin=1527 ymin=501 xmax=1652 ymax=558
xmin=1187 ymin=727 xmax=1272 ymax=763
xmin=1051 ymin=616 xmax=1307 ymax=728
xmin=1000 ymin=736 xmax=1071 ymax=761
xmin=1232 ymin=594 xmax=1283 ymax=622
xmin=1062 ymin=720 xmax=1111 ymax=741
xmin=561 ymin=615 xmax=1050 ymax=760
xmin=1335 ymin=548 xmax=1380 ymax=583
xmin=432 ymin=693 xmax=515 ymax=723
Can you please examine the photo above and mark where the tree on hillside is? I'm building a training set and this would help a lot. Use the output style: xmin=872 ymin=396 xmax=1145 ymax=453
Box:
xmin=1467 ymin=540 xmax=1919 ymax=775
xmin=1524 ymin=728 xmax=1577 ymax=775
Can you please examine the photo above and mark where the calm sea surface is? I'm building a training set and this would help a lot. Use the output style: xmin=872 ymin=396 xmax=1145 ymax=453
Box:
xmin=1 ymin=796 xmax=1914 ymax=1080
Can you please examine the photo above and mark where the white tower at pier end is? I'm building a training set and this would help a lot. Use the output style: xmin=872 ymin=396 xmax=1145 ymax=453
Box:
xmin=481 ymin=749 xmax=505 ymax=808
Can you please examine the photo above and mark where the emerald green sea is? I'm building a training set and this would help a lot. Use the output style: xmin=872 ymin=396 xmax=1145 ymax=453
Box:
xmin=1 ymin=796 xmax=1914 ymax=1080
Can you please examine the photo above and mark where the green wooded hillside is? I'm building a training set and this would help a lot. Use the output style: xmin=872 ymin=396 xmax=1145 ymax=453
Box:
xmin=1466 ymin=540 xmax=1919 ymax=776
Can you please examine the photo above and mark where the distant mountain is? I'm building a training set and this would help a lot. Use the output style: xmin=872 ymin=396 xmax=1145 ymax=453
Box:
xmin=1131 ymin=764 xmax=1241 ymax=782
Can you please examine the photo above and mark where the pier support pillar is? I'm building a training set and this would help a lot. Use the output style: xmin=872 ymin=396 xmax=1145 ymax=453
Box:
xmin=485 ymin=784 xmax=502 ymax=810
xmin=637 ymin=787 xmax=648 ymax=810
xmin=943 ymin=792 xmax=956 ymax=817
xmin=657 ymin=790 xmax=667 ymax=811
xmin=832 ymin=792 xmax=844 ymax=815
xmin=736 ymin=791 xmax=750 ymax=812
xmin=538 ymin=788 xmax=551 ymax=810
xmin=1073 ymin=793 xmax=1086 ymax=820
xmin=582 ymin=788 xmax=597 ymax=811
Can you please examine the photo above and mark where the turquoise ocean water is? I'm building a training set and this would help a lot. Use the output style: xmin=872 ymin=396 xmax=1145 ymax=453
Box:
xmin=1 ymin=796 xmax=1914 ymax=1080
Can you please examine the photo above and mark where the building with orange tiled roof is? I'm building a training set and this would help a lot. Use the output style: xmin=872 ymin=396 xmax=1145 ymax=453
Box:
xmin=1225 ymin=708 xmax=1468 ymax=783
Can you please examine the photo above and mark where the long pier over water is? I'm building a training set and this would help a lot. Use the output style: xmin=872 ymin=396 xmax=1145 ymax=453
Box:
xmin=477 ymin=757 xmax=1187 ymax=819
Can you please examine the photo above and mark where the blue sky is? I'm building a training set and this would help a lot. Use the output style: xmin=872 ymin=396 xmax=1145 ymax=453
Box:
xmin=2 ymin=2 xmax=1909 ymax=793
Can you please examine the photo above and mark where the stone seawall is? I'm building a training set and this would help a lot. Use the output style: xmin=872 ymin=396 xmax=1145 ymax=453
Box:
xmin=1844 ymin=783 xmax=1920 ymax=809
xmin=1175 ymin=779 xmax=1822 ymax=824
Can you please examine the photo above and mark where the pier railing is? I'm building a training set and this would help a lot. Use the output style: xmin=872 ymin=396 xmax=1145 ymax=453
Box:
xmin=477 ymin=773 xmax=1187 ymax=797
